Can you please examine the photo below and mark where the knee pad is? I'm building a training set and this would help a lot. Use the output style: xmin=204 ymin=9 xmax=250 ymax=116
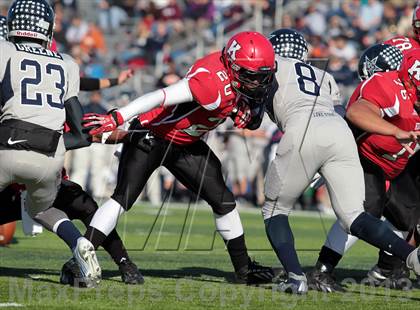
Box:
xmin=33 ymin=207 xmax=69 ymax=232
xmin=208 ymin=191 xmax=236 ymax=215
xmin=55 ymin=180 xmax=98 ymax=220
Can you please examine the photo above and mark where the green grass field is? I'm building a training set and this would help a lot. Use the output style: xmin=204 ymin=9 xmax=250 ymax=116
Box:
xmin=1 ymin=203 xmax=420 ymax=309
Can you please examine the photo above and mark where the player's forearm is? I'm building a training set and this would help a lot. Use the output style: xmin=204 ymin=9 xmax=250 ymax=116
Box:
xmin=118 ymin=79 xmax=193 ymax=122
xmin=99 ymin=78 xmax=118 ymax=89
xmin=64 ymin=96 xmax=92 ymax=150
xmin=346 ymin=99 xmax=399 ymax=137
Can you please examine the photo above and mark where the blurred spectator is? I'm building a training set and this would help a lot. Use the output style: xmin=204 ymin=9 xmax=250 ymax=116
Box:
xmin=358 ymin=0 xmax=384 ymax=33
xmin=397 ymin=4 xmax=416 ymax=35
xmin=53 ymin=0 xmax=77 ymax=10
xmin=66 ymin=14 xmax=89 ymax=46
xmin=308 ymin=35 xmax=329 ymax=58
xmin=157 ymin=0 xmax=184 ymax=35
xmin=305 ymin=4 xmax=326 ymax=36
xmin=70 ymin=92 xmax=115 ymax=200
xmin=97 ymin=0 xmax=129 ymax=32
xmin=53 ymin=4 xmax=70 ymax=51
xmin=328 ymin=56 xmax=354 ymax=86
xmin=326 ymin=15 xmax=347 ymax=39
xmin=185 ymin=0 xmax=215 ymax=34
xmin=156 ymin=58 xmax=181 ymax=88
xmin=329 ymin=35 xmax=357 ymax=61
xmin=80 ymin=23 xmax=107 ymax=56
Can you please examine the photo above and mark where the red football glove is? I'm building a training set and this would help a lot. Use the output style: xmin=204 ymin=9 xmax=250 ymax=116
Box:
xmin=232 ymin=104 xmax=252 ymax=129
xmin=82 ymin=110 xmax=124 ymax=135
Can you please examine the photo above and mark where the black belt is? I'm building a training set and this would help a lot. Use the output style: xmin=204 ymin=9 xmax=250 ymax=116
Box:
xmin=0 ymin=119 xmax=61 ymax=157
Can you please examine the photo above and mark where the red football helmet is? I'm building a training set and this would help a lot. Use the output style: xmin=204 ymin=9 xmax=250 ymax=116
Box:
xmin=222 ymin=31 xmax=276 ymax=101
xmin=398 ymin=48 xmax=420 ymax=99
xmin=413 ymin=5 xmax=420 ymax=42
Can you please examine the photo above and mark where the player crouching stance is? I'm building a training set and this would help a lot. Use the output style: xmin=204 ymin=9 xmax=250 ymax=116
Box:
xmin=309 ymin=45 xmax=420 ymax=292
xmin=82 ymin=32 xmax=277 ymax=284
xmin=262 ymin=29 xmax=420 ymax=294
xmin=0 ymin=0 xmax=100 ymax=286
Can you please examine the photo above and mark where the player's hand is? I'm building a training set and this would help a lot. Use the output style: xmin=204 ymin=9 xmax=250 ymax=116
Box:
xmin=118 ymin=69 xmax=134 ymax=85
xmin=395 ymin=129 xmax=420 ymax=155
xmin=82 ymin=110 xmax=124 ymax=136
xmin=232 ymin=104 xmax=252 ymax=129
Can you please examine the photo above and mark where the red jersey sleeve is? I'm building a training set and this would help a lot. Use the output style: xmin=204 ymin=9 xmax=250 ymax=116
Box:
xmin=359 ymin=74 xmax=399 ymax=117
xmin=187 ymin=67 xmax=222 ymax=111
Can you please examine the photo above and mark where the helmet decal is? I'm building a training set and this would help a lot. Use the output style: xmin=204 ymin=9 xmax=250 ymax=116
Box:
xmin=358 ymin=44 xmax=403 ymax=80
xmin=227 ymin=40 xmax=242 ymax=61
xmin=408 ymin=59 xmax=420 ymax=82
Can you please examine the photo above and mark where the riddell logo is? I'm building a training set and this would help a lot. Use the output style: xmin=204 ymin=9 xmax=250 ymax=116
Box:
xmin=16 ymin=31 xmax=38 ymax=38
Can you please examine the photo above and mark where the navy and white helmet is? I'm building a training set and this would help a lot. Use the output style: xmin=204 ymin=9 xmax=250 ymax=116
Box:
xmin=269 ymin=28 xmax=308 ymax=62
xmin=0 ymin=15 xmax=7 ymax=41
xmin=7 ymin=0 xmax=55 ymax=46
xmin=358 ymin=44 xmax=403 ymax=80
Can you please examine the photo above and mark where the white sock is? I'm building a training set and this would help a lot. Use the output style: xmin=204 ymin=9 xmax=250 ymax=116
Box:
xmin=89 ymin=198 xmax=125 ymax=236
xmin=214 ymin=209 xmax=244 ymax=240
xmin=324 ymin=220 xmax=359 ymax=255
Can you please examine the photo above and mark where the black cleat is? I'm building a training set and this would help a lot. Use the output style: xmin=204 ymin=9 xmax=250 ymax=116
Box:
xmin=367 ymin=264 xmax=412 ymax=290
xmin=307 ymin=263 xmax=345 ymax=293
xmin=118 ymin=258 xmax=144 ymax=285
xmin=235 ymin=259 xmax=276 ymax=285
xmin=60 ymin=258 xmax=90 ymax=288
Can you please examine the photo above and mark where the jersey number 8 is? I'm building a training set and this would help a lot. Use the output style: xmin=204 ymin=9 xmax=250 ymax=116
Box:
xmin=20 ymin=59 xmax=65 ymax=109
xmin=294 ymin=62 xmax=320 ymax=96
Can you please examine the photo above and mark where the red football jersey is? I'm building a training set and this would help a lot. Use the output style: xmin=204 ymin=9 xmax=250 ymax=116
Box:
xmin=139 ymin=52 xmax=236 ymax=145
xmin=383 ymin=36 xmax=420 ymax=56
xmin=347 ymin=71 xmax=420 ymax=179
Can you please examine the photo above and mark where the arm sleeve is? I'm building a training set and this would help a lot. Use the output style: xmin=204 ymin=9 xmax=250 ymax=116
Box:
xmin=63 ymin=96 xmax=91 ymax=150
xmin=359 ymin=75 xmax=397 ymax=117
xmin=79 ymin=77 xmax=101 ymax=91
xmin=63 ymin=54 xmax=80 ymax=101
xmin=245 ymin=105 xmax=265 ymax=130
xmin=118 ymin=78 xmax=193 ymax=121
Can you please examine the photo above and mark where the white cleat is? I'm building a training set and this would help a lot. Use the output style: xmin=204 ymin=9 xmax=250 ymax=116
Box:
xmin=73 ymin=237 xmax=101 ymax=287
xmin=406 ymin=248 xmax=420 ymax=276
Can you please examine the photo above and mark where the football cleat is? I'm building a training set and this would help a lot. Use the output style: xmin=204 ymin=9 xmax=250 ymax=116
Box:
xmin=118 ymin=258 xmax=144 ymax=285
xmin=73 ymin=237 xmax=101 ymax=287
xmin=367 ymin=264 xmax=412 ymax=290
xmin=60 ymin=258 xmax=88 ymax=288
xmin=406 ymin=247 xmax=420 ymax=276
xmin=235 ymin=259 xmax=276 ymax=285
xmin=276 ymin=273 xmax=308 ymax=294
xmin=307 ymin=263 xmax=345 ymax=293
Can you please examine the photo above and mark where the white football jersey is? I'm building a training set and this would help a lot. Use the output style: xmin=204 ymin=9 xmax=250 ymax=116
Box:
xmin=0 ymin=41 xmax=80 ymax=131
xmin=267 ymin=56 xmax=341 ymax=129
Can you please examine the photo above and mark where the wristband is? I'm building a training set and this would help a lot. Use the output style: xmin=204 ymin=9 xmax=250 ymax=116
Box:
xmin=109 ymin=78 xmax=118 ymax=87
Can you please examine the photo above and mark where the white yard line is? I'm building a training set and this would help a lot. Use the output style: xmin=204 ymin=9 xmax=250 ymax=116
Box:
xmin=0 ymin=303 xmax=23 ymax=307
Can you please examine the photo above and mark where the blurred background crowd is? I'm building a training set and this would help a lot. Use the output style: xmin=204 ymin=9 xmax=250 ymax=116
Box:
xmin=0 ymin=0 xmax=417 ymax=212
